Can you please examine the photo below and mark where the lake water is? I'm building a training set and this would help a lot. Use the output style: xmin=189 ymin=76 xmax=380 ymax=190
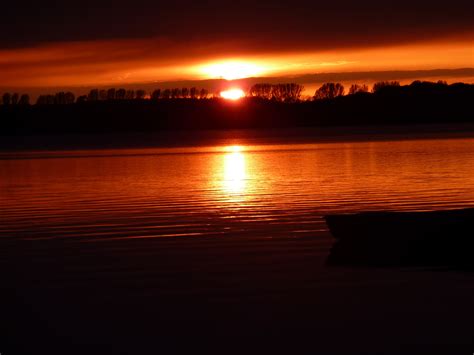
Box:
xmin=2 ymin=134 xmax=474 ymax=243
xmin=3 ymin=132 xmax=474 ymax=355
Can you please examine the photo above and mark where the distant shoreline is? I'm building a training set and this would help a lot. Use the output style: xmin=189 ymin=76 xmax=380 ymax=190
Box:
xmin=1 ymin=83 xmax=473 ymax=151
xmin=1 ymin=123 xmax=474 ymax=153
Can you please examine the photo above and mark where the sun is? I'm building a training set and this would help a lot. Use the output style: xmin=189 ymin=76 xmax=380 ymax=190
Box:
xmin=220 ymin=89 xmax=245 ymax=100
xmin=199 ymin=61 xmax=265 ymax=80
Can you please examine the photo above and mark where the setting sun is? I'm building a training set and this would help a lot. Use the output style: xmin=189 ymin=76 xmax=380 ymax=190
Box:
xmin=220 ymin=89 xmax=245 ymax=100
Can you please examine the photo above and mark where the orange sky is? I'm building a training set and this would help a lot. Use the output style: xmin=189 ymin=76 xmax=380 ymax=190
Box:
xmin=0 ymin=34 xmax=473 ymax=88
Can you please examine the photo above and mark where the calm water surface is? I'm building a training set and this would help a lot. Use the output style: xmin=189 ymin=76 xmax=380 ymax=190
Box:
xmin=2 ymin=136 xmax=474 ymax=242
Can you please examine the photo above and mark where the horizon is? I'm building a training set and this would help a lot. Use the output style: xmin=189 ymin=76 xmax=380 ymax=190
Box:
xmin=2 ymin=68 xmax=474 ymax=102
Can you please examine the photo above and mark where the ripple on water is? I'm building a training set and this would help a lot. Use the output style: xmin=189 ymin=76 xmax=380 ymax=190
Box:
xmin=1 ymin=138 xmax=474 ymax=242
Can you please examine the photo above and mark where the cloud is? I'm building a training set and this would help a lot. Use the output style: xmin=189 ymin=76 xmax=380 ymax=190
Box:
xmin=1 ymin=0 xmax=473 ymax=50
xmin=0 ymin=34 xmax=472 ymax=88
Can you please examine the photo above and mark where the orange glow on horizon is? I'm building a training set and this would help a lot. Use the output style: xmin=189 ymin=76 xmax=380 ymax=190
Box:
xmin=199 ymin=61 xmax=267 ymax=80
xmin=0 ymin=36 xmax=472 ymax=88
xmin=220 ymin=89 xmax=245 ymax=100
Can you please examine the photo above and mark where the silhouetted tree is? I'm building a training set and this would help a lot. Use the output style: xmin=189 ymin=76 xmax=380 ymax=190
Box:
xmin=54 ymin=92 xmax=66 ymax=104
xmin=249 ymin=83 xmax=260 ymax=97
xmin=64 ymin=92 xmax=75 ymax=104
xmin=162 ymin=89 xmax=171 ymax=99
xmin=249 ymin=83 xmax=273 ymax=99
xmin=11 ymin=93 xmax=19 ymax=105
xmin=107 ymin=88 xmax=116 ymax=100
xmin=2 ymin=93 xmax=11 ymax=105
xmin=199 ymin=88 xmax=209 ymax=99
xmin=283 ymin=84 xmax=297 ymax=101
xmin=76 ymin=95 xmax=87 ymax=103
xmin=181 ymin=88 xmax=189 ymax=98
xmin=314 ymin=83 xmax=345 ymax=100
xmin=88 ymin=89 xmax=99 ymax=101
xmin=348 ymin=84 xmax=369 ymax=95
xmin=19 ymin=94 xmax=30 ymax=105
xmin=99 ymin=90 xmax=108 ymax=101
xmin=116 ymin=89 xmax=126 ymax=100
xmin=151 ymin=89 xmax=161 ymax=100
xmin=171 ymin=88 xmax=181 ymax=99
xmin=283 ymin=83 xmax=304 ymax=102
xmin=269 ymin=85 xmax=279 ymax=100
xmin=264 ymin=84 xmax=274 ymax=99
xmin=46 ymin=95 xmax=55 ymax=105
xmin=190 ymin=87 xmax=197 ymax=99
xmin=410 ymin=80 xmax=450 ymax=89
xmin=125 ymin=90 xmax=135 ymax=100
xmin=135 ymin=90 xmax=146 ymax=99
xmin=372 ymin=81 xmax=400 ymax=93
xmin=36 ymin=95 xmax=46 ymax=105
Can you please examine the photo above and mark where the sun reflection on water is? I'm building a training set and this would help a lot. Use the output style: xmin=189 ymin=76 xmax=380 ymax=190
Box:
xmin=223 ymin=147 xmax=247 ymax=195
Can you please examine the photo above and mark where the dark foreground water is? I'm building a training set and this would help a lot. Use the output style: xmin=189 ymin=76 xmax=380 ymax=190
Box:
xmin=1 ymin=131 xmax=474 ymax=354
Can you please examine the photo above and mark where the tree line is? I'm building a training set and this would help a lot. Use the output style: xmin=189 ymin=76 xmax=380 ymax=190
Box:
xmin=0 ymin=87 xmax=211 ymax=106
xmin=1 ymin=92 xmax=31 ymax=105
xmin=77 ymin=87 xmax=211 ymax=103
xmin=0 ymin=80 xmax=459 ymax=106
xmin=248 ymin=80 xmax=454 ymax=101
xmin=248 ymin=83 xmax=304 ymax=102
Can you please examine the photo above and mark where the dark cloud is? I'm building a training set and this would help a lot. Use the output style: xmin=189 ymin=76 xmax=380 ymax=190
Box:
xmin=1 ymin=0 xmax=473 ymax=50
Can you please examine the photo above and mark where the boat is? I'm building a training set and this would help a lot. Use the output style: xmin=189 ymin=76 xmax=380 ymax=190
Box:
xmin=324 ymin=208 xmax=474 ymax=268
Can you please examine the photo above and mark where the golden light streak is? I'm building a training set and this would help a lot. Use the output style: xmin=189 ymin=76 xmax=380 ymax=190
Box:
xmin=223 ymin=147 xmax=247 ymax=194
xmin=198 ymin=61 xmax=267 ymax=80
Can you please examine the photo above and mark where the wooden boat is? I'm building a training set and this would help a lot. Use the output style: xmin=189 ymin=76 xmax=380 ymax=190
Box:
xmin=325 ymin=208 xmax=474 ymax=267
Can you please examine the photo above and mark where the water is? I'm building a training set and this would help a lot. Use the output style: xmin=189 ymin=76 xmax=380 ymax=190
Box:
xmin=2 ymin=134 xmax=474 ymax=243
xmin=3 ymin=132 xmax=474 ymax=355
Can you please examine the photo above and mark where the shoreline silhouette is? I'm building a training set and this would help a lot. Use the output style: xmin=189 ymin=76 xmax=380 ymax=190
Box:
xmin=1 ymin=81 xmax=472 ymax=138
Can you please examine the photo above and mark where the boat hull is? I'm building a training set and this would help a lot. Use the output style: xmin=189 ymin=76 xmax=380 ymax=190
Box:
xmin=325 ymin=208 xmax=474 ymax=267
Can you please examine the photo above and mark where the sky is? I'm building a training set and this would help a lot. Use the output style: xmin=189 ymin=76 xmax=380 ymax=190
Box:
xmin=0 ymin=0 xmax=473 ymax=89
